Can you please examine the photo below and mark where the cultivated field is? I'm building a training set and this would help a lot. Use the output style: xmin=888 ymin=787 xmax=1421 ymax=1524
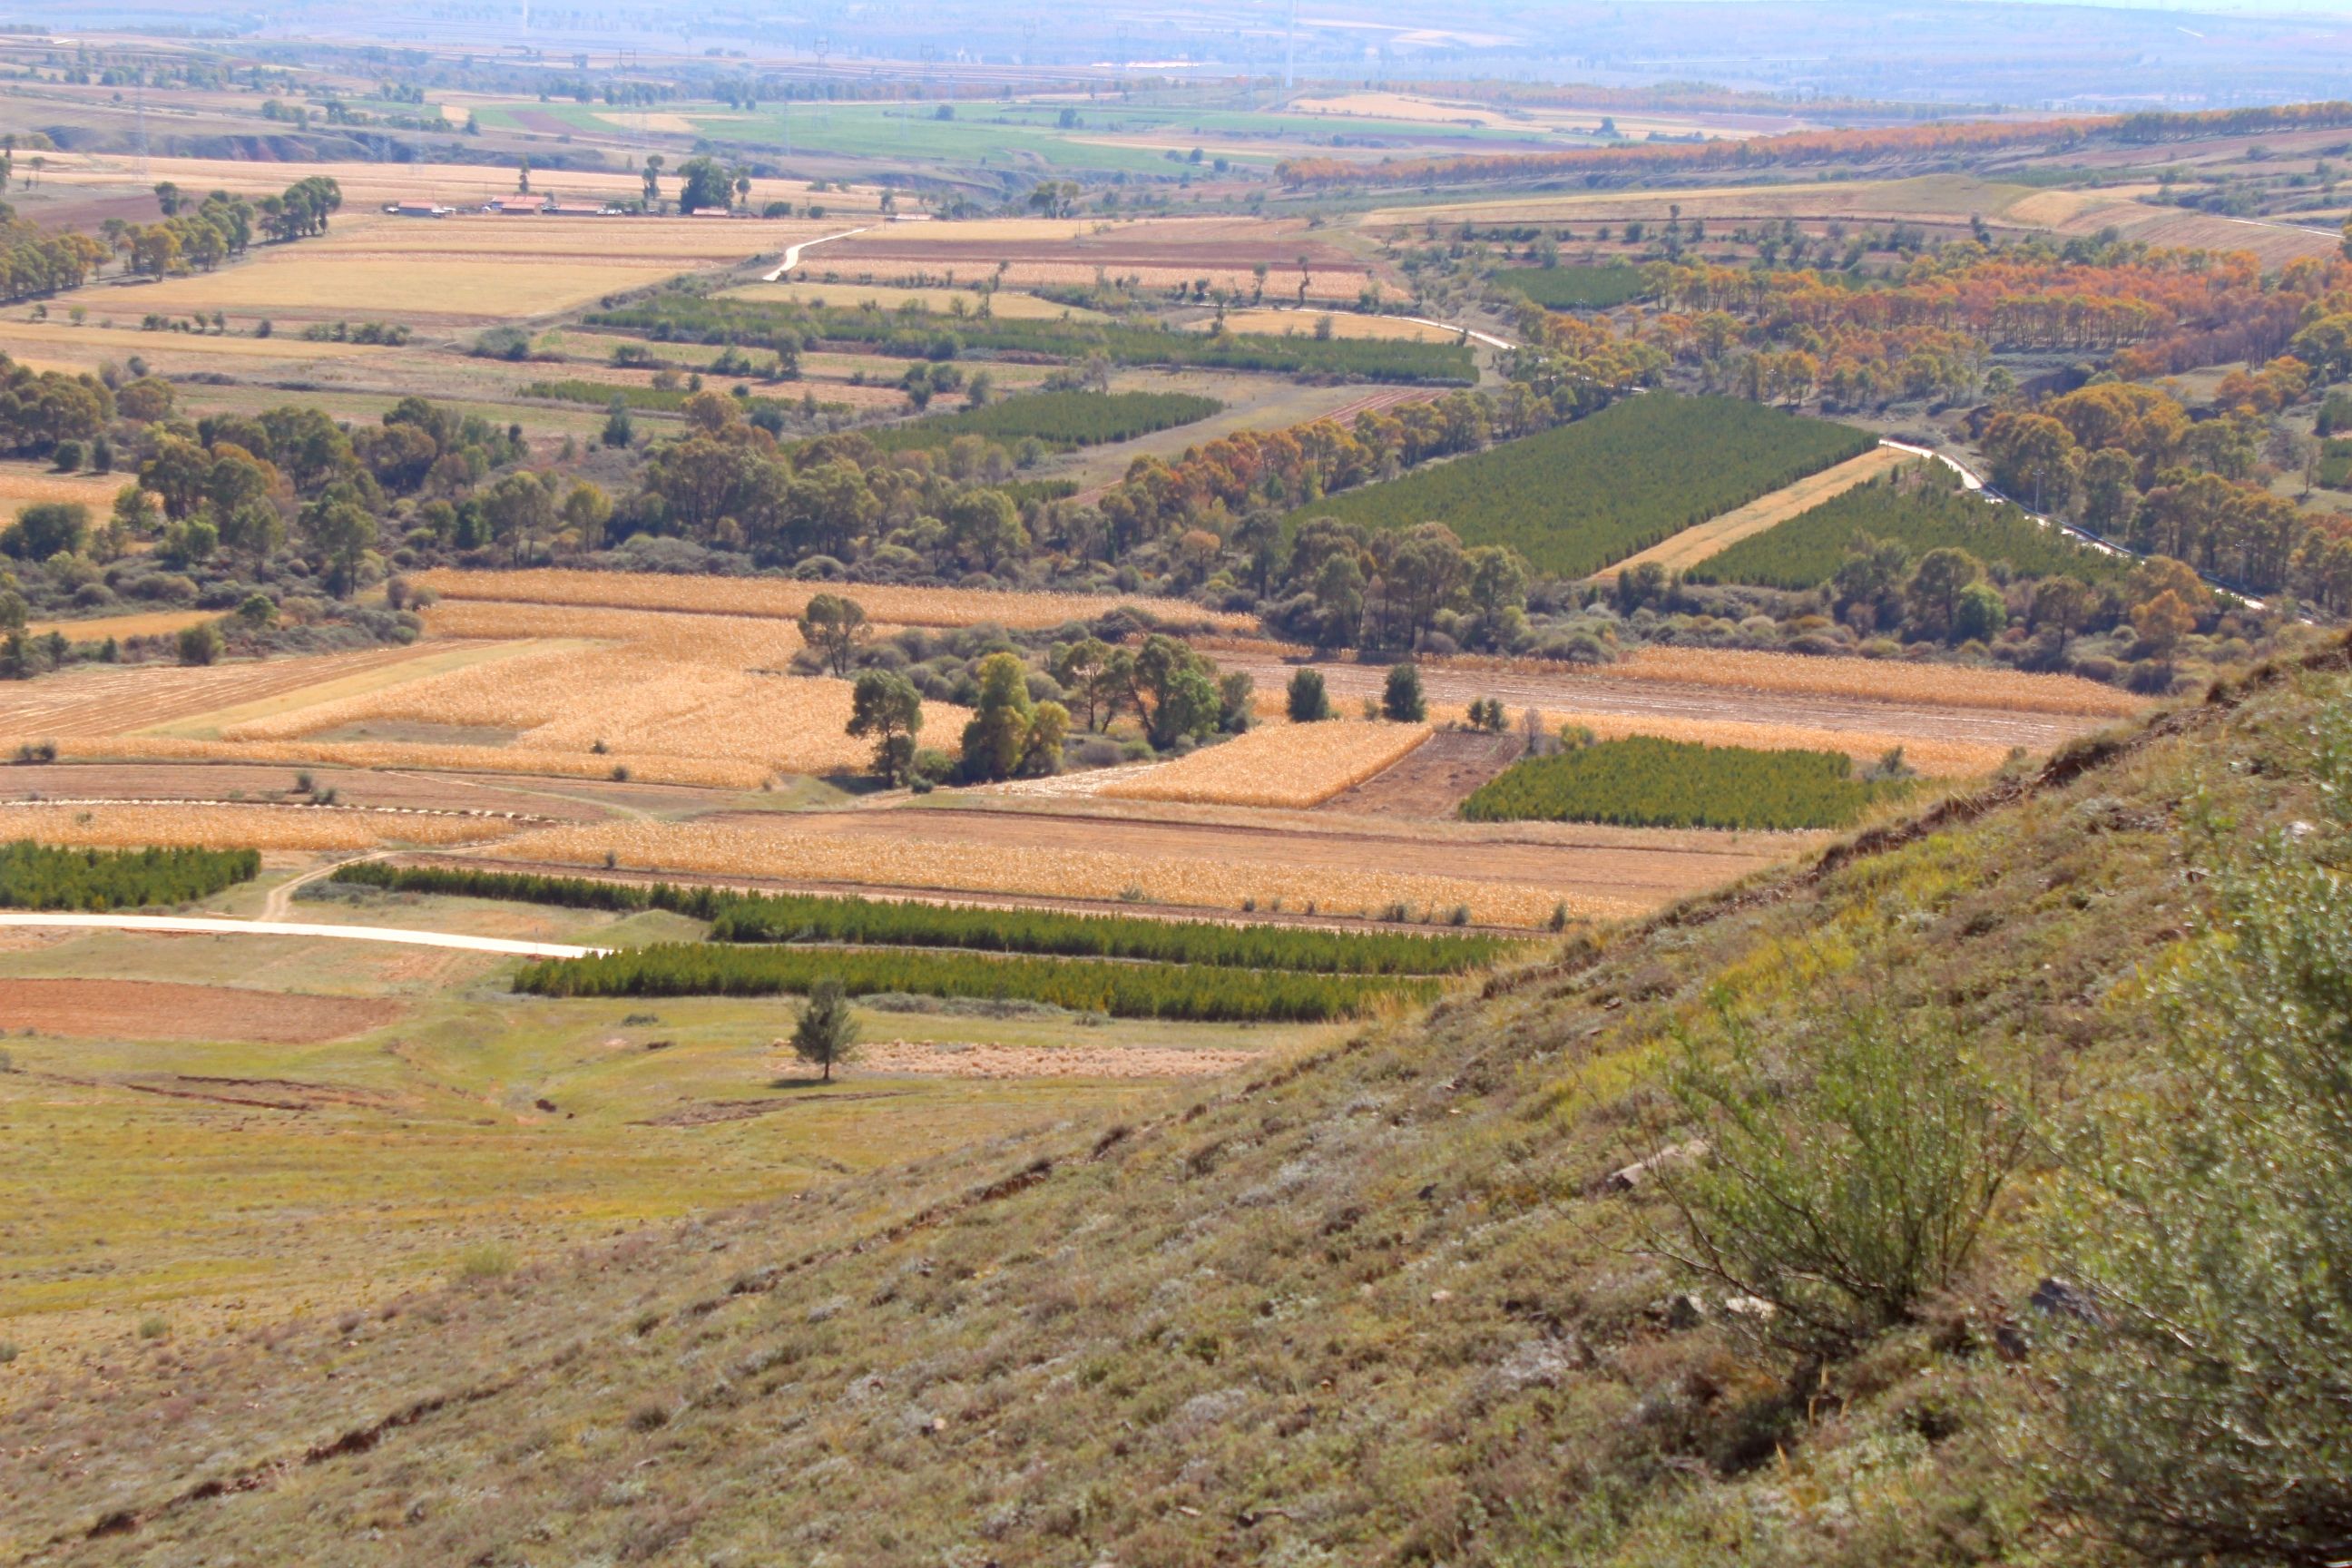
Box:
xmin=1194 ymin=309 xmax=1463 ymax=342
xmin=1101 ymin=720 xmax=1434 ymax=808
xmin=0 ymin=462 xmax=128 ymax=523
xmin=410 ymin=567 xmax=1254 ymax=632
xmin=0 ymin=801 xmax=520 ymax=850
xmin=1595 ymin=443 xmax=1914 ymax=580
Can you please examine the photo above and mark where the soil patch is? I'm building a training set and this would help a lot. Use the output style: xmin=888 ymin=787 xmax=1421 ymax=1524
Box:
xmin=0 ymin=978 xmax=403 ymax=1044
xmin=1321 ymin=730 xmax=1528 ymax=818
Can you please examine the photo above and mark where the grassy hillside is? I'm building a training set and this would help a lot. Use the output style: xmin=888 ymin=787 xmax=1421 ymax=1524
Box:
xmin=7 ymin=647 xmax=2350 ymax=1566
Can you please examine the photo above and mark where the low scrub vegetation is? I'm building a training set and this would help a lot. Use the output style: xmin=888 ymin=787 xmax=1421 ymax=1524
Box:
xmin=514 ymin=943 xmax=1436 ymax=1021
xmin=0 ymin=839 xmax=259 ymax=910
xmin=1291 ymin=395 xmax=1874 ymax=576
xmin=1460 ymin=734 xmax=1908 ymax=829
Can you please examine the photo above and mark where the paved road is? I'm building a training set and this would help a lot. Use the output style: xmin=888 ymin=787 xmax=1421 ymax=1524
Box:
xmin=760 ymin=227 xmax=872 ymax=281
xmin=0 ymin=913 xmax=606 ymax=959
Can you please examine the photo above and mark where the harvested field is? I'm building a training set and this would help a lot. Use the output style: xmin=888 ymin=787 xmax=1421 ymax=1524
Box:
xmin=215 ymin=608 xmax=936 ymax=788
xmin=484 ymin=803 xmax=1802 ymax=926
xmin=0 ymin=641 xmax=477 ymax=739
xmin=1101 ymin=720 xmax=1432 ymax=808
xmin=0 ymin=977 xmax=399 ymax=1044
xmin=793 ymin=1038 xmax=1260 ymax=1080
xmin=0 ymin=318 xmax=390 ymax=364
xmin=23 ymin=608 xmax=214 ymax=644
xmin=714 ymin=282 xmax=1102 ymax=321
xmin=411 ymin=567 xmax=1252 ymax=632
xmin=1319 ymin=729 xmax=1529 ymax=817
xmin=1215 ymin=649 xmax=2139 ymax=755
xmin=1595 ymin=445 xmax=1914 ymax=580
xmin=0 ymin=763 xmax=645 ymax=820
xmin=0 ymin=801 xmax=519 ymax=851
xmin=1196 ymin=308 xmax=1461 ymax=341
xmin=0 ymin=463 xmax=127 ymax=522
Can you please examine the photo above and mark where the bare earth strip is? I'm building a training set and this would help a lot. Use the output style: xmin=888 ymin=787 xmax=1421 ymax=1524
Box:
xmin=1593 ymin=445 xmax=1915 ymax=581
xmin=792 ymin=1039 xmax=1263 ymax=1081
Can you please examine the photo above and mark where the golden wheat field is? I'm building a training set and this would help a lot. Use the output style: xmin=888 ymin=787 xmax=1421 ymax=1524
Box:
xmin=1485 ymin=708 xmax=2017 ymax=778
xmin=487 ymin=818 xmax=1603 ymax=927
xmin=1606 ymin=646 xmax=2146 ymax=717
xmin=54 ymin=734 xmax=773 ymax=791
xmin=58 ymin=253 xmax=683 ymax=322
xmin=0 ymin=802 xmax=515 ymax=851
xmin=1102 ymin=720 xmax=1432 ymax=808
xmin=0 ymin=464 xmax=129 ymax=522
xmin=214 ymin=605 xmax=947 ymax=787
xmin=411 ymin=568 xmax=1254 ymax=632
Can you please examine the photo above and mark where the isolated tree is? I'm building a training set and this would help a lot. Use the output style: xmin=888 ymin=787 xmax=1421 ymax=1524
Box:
xmin=1127 ymin=634 xmax=1221 ymax=750
xmin=847 ymin=669 xmax=923 ymax=786
xmin=676 ymin=156 xmax=734 ymax=214
xmin=797 ymin=592 xmax=871 ymax=676
xmin=1382 ymin=662 xmax=1426 ymax=723
xmin=176 ymin=621 xmax=224 ymax=666
xmin=790 ymin=977 xmax=859 ymax=1082
xmin=601 ymin=395 xmax=635 ymax=450
xmin=641 ymin=153 xmax=665 ymax=210
xmin=1286 ymin=666 xmax=1332 ymax=722
xmin=959 ymin=652 xmax=1035 ymax=782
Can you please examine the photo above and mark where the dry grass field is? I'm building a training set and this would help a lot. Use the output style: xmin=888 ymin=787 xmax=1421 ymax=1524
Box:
xmin=23 ymin=608 xmax=214 ymax=643
xmin=0 ymin=462 xmax=126 ymax=522
xmin=0 ymin=801 xmax=518 ymax=850
xmin=0 ymin=318 xmax=390 ymax=366
xmin=1200 ymin=308 xmax=1463 ymax=341
xmin=1365 ymin=174 xmax=2042 ymax=231
xmin=1607 ymin=644 xmax=2145 ymax=717
xmin=714 ymin=281 xmax=1106 ymax=321
xmin=1101 ymin=720 xmax=1433 ymax=808
xmin=412 ymin=567 xmax=1254 ymax=632
xmin=1594 ymin=444 xmax=1915 ymax=580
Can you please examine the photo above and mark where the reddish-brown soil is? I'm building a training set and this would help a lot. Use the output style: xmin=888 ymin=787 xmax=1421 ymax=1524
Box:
xmin=1321 ymin=730 xmax=1528 ymax=818
xmin=0 ymin=978 xmax=402 ymax=1044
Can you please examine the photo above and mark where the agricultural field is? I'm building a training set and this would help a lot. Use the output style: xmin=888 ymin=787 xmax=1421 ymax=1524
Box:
xmin=1460 ymin=734 xmax=1910 ymax=829
xmin=1597 ymin=444 xmax=1915 ymax=580
xmin=1487 ymin=263 xmax=1652 ymax=309
xmin=1100 ymin=719 xmax=1434 ymax=808
xmin=408 ymin=567 xmax=1252 ymax=632
xmin=1197 ymin=309 xmax=1466 ymax=342
xmin=1689 ymin=469 xmax=2135 ymax=589
xmin=1290 ymin=395 xmax=1877 ymax=574
xmin=0 ymin=461 xmax=127 ymax=523
xmin=715 ymin=281 xmax=1104 ymax=321
xmin=865 ymin=389 xmax=1223 ymax=453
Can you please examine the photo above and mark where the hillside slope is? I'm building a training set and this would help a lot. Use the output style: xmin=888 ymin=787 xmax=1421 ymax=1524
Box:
xmin=6 ymin=644 xmax=2350 ymax=1567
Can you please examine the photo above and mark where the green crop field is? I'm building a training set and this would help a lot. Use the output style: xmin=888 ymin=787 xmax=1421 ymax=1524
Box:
xmin=1688 ymin=471 xmax=2132 ymax=589
xmin=1459 ymin=736 xmax=1908 ymax=830
xmin=868 ymin=390 xmax=1223 ymax=453
xmin=585 ymin=297 xmax=1478 ymax=384
xmin=0 ymin=841 xmax=259 ymax=911
xmin=335 ymin=863 xmax=1509 ymax=975
xmin=514 ymin=942 xmax=1437 ymax=1022
xmin=1290 ymin=395 xmax=1875 ymax=575
xmin=1490 ymin=263 xmax=1651 ymax=309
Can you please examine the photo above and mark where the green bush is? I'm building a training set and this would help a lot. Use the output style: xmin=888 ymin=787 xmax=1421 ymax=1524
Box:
xmin=1689 ymin=469 xmax=2129 ymax=590
xmin=0 ymin=840 xmax=260 ymax=911
xmin=1460 ymin=737 xmax=1906 ymax=830
xmin=1290 ymin=396 xmax=1873 ymax=575
xmin=1644 ymin=995 xmax=2036 ymax=1356
xmin=514 ymin=943 xmax=1436 ymax=1022
xmin=2046 ymin=713 xmax=2352 ymax=1563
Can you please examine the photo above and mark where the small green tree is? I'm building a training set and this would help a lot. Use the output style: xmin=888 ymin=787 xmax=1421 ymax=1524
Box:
xmin=960 ymin=651 xmax=1034 ymax=782
xmin=601 ymin=395 xmax=635 ymax=450
xmin=847 ymin=669 xmax=923 ymax=786
xmin=790 ymin=978 xmax=859 ymax=1082
xmin=1382 ymin=662 xmax=1426 ymax=723
xmin=797 ymin=592 xmax=871 ymax=677
xmin=1287 ymin=667 xmax=1332 ymax=722
xmin=177 ymin=621 xmax=225 ymax=666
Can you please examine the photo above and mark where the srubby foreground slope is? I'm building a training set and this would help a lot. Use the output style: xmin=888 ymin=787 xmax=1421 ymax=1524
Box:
xmin=8 ymin=649 xmax=2352 ymax=1567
